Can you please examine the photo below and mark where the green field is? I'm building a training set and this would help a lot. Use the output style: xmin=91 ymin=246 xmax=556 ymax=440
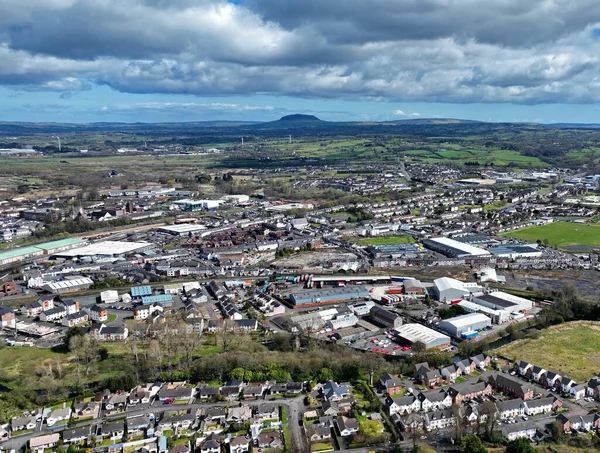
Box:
xmin=501 ymin=221 xmax=600 ymax=249
xmin=349 ymin=235 xmax=415 ymax=245
xmin=497 ymin=322 xmax=600 ymax=382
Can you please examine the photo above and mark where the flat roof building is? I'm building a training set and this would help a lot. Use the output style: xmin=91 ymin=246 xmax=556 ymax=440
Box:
xmin=433 ymin=277 xmax=482 ymax=303
xmin=52 ymin=241 xmax=152 ymax=258
xmin=288 ymin=287 xmax=370 ymax=307
xmin=488 ymin=245 xmax=542 ymax=259
xmin=439 ymin=313 xmax=492 ymax=337
xmin=423 ymin=237 xmax=491 ymax=258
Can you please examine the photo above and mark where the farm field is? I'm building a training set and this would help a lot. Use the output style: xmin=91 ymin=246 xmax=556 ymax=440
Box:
xmin=496 ymin=321 xmax=600 ymax=382
xmin=501 ymin=221 xmax=600 ymax=250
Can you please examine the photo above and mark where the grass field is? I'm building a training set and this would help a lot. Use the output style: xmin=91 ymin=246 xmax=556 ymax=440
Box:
xmin=496 ymin=321 xmax=600 ymax=382
xmin=349 ymin=235 xmax=415 ymax=245
xmin=501 ymin=221 xmax=600 ymax=249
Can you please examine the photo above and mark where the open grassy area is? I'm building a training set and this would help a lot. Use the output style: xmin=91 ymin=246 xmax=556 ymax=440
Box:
xmin=350 ymin=235 xmax=415 ymax=246
xmin=501 ymin=221 xmax=600 ymax=250
xmin=496 ymin=321 xmax=600 ymax=382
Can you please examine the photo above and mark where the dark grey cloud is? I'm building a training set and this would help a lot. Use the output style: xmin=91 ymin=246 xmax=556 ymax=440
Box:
xmin=0 ymin=0 xmax=599 ymax=104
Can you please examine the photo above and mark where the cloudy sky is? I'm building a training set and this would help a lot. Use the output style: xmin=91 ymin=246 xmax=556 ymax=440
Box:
xmin=2 ymin=0 xmax=600 ymax=123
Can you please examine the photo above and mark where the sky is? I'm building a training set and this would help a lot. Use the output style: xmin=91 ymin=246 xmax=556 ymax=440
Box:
xmin=1 ymin=0 xmax=600 ymax=124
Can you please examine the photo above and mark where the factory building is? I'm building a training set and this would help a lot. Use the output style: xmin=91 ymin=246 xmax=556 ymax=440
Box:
xmin=0 ymin=238 xmax=86 ymax=268
xmin=326 ymin=313 xmax=359 ymax=330
xmin=141 ymin=294 xmax=174 ymax=307
xmin=369 ymin=306 xmax=403 ymax=329
xmin=433 ymin=277 xmax=482 ymax=303
xmin=51 ymin=241 xmax=153 ymax=259
xmin=423 ymin=237 xmax=491 ymax=258
xmin=157 ymin=224 xmax=208 ymax=236
xmin=471 ymin=292 xmax=533 ymax=319
xmin=439 ymin=313 xmax=492 ymax=338
xmin=457 ymin=300 xmax=505 ymax=324
xmin=41 ymin=277 xmax=94 ymax=294
xmin=488 ymin=245 xmax=543 ymax=259
xmin=392 ymin=323 xmax=451 ymax=350
xmin=348 ymin=300 xmax=375 ymax=316
xmin=288 ymin=286 xmax=370 ymax=307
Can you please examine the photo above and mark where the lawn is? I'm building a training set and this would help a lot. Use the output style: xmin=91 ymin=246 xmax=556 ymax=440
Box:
xmin=311 ymin=442 xmax=334 ymax=452
xmin=496 ymin=321 xmax=600 ymax=382
xmin=352 ymin=235 xmax=415 ymax=246
xmin=501 ymin=221 xmax=600 ymax=250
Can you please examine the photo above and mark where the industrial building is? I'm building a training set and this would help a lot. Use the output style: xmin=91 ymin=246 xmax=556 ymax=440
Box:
xmin=157 ymin=224 xmax=208 ymax=236
xmin=369 ymin=306 xmax=403 ymax=328
xmin=439 ymin=313 xmax=492 ymax=338
xmin=392 ymin=323 xmax=451 ymax=350
xmin=172 ymin=199 xmax=223 ymax=211
xmin=289 ymin=308 xmax=339 ymax=330
xmin=423 ymin=237 xmax=491 ymax=258
xmin=432 ymin=277 xmax=482 ymax=303
xmin=41 ymin=277 xmax=94 ymax=294
xmin=51 ymin=241 xmax=153 ymax=259
xmin=141 ymin=294 xmax=174 ymax=306
xmin=131 ymin=285 xmax=153 ymax=300
xmin=488 ymin=245 xmax=543 ymax=259
xmin=288 ymin=286 xmax=370 ymax=307
xmin=470 ymin=292 xmax=533 ymax=321
xmin=326 ymin=313 xmax=359 ymax=330
xmin=457 ymin=300 xmax=505 ymax=324
xmin=0 ymin=238 xmax=86 ymax=268
xmin=348 ymin=300 xmax=375 ymax=316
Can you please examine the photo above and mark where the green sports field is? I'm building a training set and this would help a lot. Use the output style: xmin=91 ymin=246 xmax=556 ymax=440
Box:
xmin=501 ymin=221 xmax=600 ymax=250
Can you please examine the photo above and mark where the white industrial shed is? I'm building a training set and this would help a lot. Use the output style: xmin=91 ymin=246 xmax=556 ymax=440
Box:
xmin=439 ymin=313 xmax=492 ymax=337
xmin=423 ymin=237 xmax=491 ymax=258
xmin=471 ymin=291 xmax=533 ymax=318
xmin=392 ymin=323 xmax=451 ymax=350
xmin=433 ymin=277 xmax=482 ymax=303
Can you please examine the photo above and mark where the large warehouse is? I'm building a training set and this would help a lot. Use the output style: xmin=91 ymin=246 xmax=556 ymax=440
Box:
xmin=432 ymin=277 xmax=482 ymax=303
xmin=392 ymin=323 xmax=451 ymax=350
xmin=439 ymin=313 xmax=492 ymax=338
xmin=488 ymin=244 xmax=542 ymax=259
xmin=51 ymin=241 xmax=153 ymax=259
xmin=288 ymin=287 xmax=370 ymax=307
xmin=423 ymin=237 xmax=491 ymax=258
xmin=471 ymin=291 xmax=533 ymax=320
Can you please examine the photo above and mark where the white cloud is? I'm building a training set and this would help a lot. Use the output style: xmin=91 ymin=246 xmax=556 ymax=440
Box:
xmin=393 ymin=110 xmax=420 ymax=117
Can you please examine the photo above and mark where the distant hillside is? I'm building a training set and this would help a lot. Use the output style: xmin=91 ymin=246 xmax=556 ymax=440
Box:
xmin=279 ymin=114 xmax=322 ymax=122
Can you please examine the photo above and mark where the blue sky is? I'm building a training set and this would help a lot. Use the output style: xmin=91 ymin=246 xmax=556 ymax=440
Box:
xmin=1 ymin=0 xmax=600 ymax=123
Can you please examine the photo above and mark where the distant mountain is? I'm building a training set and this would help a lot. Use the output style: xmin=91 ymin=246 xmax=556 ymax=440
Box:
xmin=246 ymin=114 xmax=328 ymax=130
xmin=278 ymin=114 xmax=322 ymax=122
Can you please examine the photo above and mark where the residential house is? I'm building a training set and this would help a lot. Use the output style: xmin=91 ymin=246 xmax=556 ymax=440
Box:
xmin=336 ymin=399 xmax=354 ymax=415
xmin=62 ymin=312 xmax=88 ymax=327
xmin=487 ymin=374 xmax=534 ymax=400
xmin=46 ymin=407 xmax=71 ymax=427
xmin=230 ymin=435 xmax=251 ymax=453
xmin=587 ymin=377 xmax=600 ymax=399
xmin=269 ymin=383 xmax=287 ymax=395
xmin=579 ymin=413 xmax=600 ymax=431
xmin=30 ymin=433 xmax=60 ymax=452
xmin=11 ymin=416 xmax=37 ymax=432
xmin=441 ymin=364 xmax=462 ymax=382
xmin=128 ymin=387 xmax=152 ymax=406
xmin=501 ymin=421 xmax=537 ymax=441
xmin=460 ymin=403 xmax=492 ymax=426
xmin=25 ymin=301 xmax=44 ymax=317
xmin=127 ymin=415 xmax=152 ymax=436
xmin=87 ymin=305 xmax=108 ymax=322
xmin=545 ymin=371 xmax=562 ymax=390
xmin=169 ymin=445 xmax=191 ymax=453
xmin=322 ymin=381 xmax=351 ymax=401
xmin=447 ymin=381 xmax=492 ymax=405
xmin=39 ymin=306 xmax=67 ymax=322
xmin=524 ymin=397 xmax=562 ymax=416
xmin=255 ymin=404 xmax=279 ymax=422
xmin=258 ymin=431 xmax=282 ymax=449
xmin=321 ymin=401 xmax=340 ymax=417
xmin=380 ymin=373 xmax=403 ymax=395
xmin=158 ymin=412 xmax=195 ymax=434
xmin=531 ymin=366 xmax=547 ymax=384
xmin=470 ymin=354 xmax=491 ymax=370
xmin=201 ymin=433 xmax=221 ymax=453
xmin=397 ymin=413 xmax=424 ymax=432
xmin=73 ymin=401 xmax=99 ymax=419
xmin=496 ymin=399 xmax=524 ymax=419
xmin=227 ymin=405 xmax=253 ymax=423
xmin=417 ymin=390 xmax=452 ymax=412
xmin=335 ymin=416 xmax=359 ymax=436
xmin=305 ymin=424 xmax=331 ymax=443
xmin=105 ymin=393 xmax=128 ymax=411
xmin=203 ymin=407 xmax=227 ymax=423
xmin=286 ymin=382 xmax=304 ymax=394
xmin=561 ymin=377 xmax=576 ymax=394
xmin=243 ymin=385 xmax=264 ymax=399
xmin=452 ymin=357 xmax=475 ymax=375
xmin=100 ymin=420 xmax=125 ymax=440
xmin=414 ymin=363 xmax=442 ymax=387
xmin=89 ymin=323 xmax=128 ymax=340
xmin=570 ymin=384 xmax=586 ymax=400
xmin=517 ymin=361 xmax=533 ymax=378
xmin=386 ymin=394 xmax=421 ymax=416
xmin=198 ymin=386 xmax=221 ymax=400
xmin=424 ymin=409 xmax=455 ymax=431
xmin=59 ymin=298 xmax=80 ymax=315
xmin=62 ymin=426 xmax=90 ymax=444
xmin=157 ymin=383 xmax=194 ymax=403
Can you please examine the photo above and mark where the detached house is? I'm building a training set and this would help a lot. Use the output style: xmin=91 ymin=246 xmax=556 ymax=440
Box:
xmin=158 ymin=383 xmax=194 ymax=403
xmin=561 ymin=377 xmax=576 ymax=394
xmin=258 ymin=431 xmax=282 ymax=449
xmin=531 ymin=366 xmax=547 ymax=384
xmin=322 ymin=381 xmax=351 ymax=401
xmin=570 ymin=384 xmax=586 ymax=400
xmin=230 ymin=435 xmax=251 ymax=453
xmin=380 ymin=373 xmax=403 ymax=395
xmin=470 ymin=354 xmax=491 ymax=370
xmin=335 ymin=416 xmax=359 ymax=436
xmin=517 ymin=361 xmax=533 ymax=378
xmin=545 ymin=371 xmax=562 ymax=390
xmin=414 ymin=363 xmax=442 ymax=387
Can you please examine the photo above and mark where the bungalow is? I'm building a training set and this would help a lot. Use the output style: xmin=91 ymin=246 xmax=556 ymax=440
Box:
xmin=447 ymin=381 xmax=492 ymax=405
xmin=561 ymin=377 xmax=576 ymax=394
xmin=386 ymin=395 xmax=421 ymax=416
xmin=203 ymin=407 xmax=227 ymax=423
xmin=62 ymin=312 xmax=88 ymax=327
xmin=321 ymin=401 xmax=340 ymax=417
xmin=62 ymin=426 xmax=90 ymax=444
xmin=269 ymin=383 xmax=287 ymax=395
xmin=255 ymin=404 xmax=279 ymax=421
xmin=523 ymin=397 xmax=561 ymax=416
xmin=305 ymin=424 xmax=331 ymax=443
xmin=220 ymin=386 xmax=241 ymax=401
xmin=157 ymin=384 xmax=194 ymax=403
xmin=531 ymin=366 xmax=547 ymax=384
xmin=470 ymin=354 xmax=491 ymax=370
xmin=417 ymin=390 xmax=452 ymax=412
xmin=322 ymin=381 xmax=351 ymax=401
xmin=380 ymin=373 xmax=403 ymax=395
xmin=243 ymin=385 xmax=264 ymax=399
xmin=105 ymin=393 xmax=128 ymax=411
xmin=487 ymin=374 xmax=534 ymax=400
xmin=30 ymin=433 xmax=60 ymax=452
xmin=570 ymin=384 xmax=586 ymax=400
xmin=11 ymin=416 xmax=37 ymax=431
xmin=39 ymin=306 xmax=67 ymax=322
xmin=227 ymin=405 xmax=253 ymax=423
xmin=158 ymin=412 xmax=195 ymax=433
xmin=128 ymin=388 xmax=152 ymax=406
xmin=517 ymin=361 xmax=533 ymax=378
xmin=101 ymin=420 xmax=125 ymax=440
xmin=441 ymin=364 xmax=462 ymax=382
xmin=73 ymin=401 xmax=98 ymax=419
xmin=501 ymin=421 xmax=537 ymax=441
xmin=201 ymin=434 xmax=221 ymax=453
xmin=337 ymin=399 xmax=354 ymax=415
xmin=198 ymin=386 xmax=221 ymax=400
xmin=424 ymin=409 xmax=455 ymax=431
xmin=258 ymin=431 xmax=282 ymax=449
xmin=230 ymin=435 xmax=251 ymax=453
xmin=335 ymin=416 xmax=359 ymax=436
xmin=46 ymin=407 xmax=71 ymax=427
xmin=127 ymin=415 xmax=152 ymax=436
xmin=545 ymin=371 xmax=562 ymax=390
xmin=496 ymin=399 xmax=524 ymax=419
xmin=286 ymin=382 xmax=304 ymax=394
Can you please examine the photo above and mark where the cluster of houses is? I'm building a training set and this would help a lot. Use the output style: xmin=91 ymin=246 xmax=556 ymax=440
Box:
xmin=515 ymin=361 xmax=585 ymax=400
xmin=21 ymin=293 xmax=113 ymax=328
